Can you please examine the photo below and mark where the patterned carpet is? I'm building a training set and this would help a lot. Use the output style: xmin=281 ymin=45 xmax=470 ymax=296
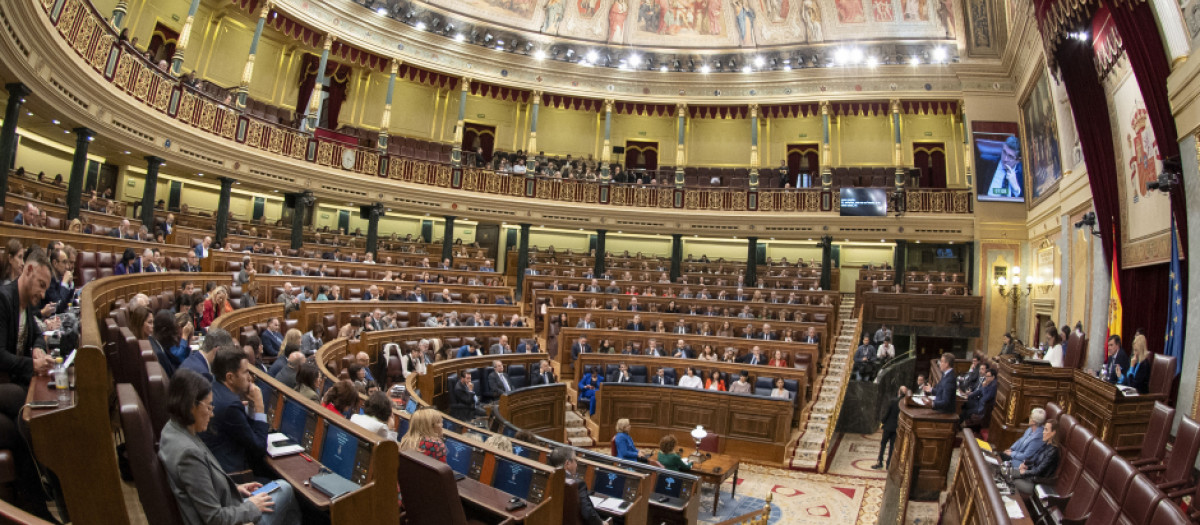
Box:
xmin=703 ymin=463 xmax=886 ymax=524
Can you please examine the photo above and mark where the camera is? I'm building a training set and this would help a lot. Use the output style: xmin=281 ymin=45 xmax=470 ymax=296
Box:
xmin=1146 ymin=156 xmax=1181 ymax=193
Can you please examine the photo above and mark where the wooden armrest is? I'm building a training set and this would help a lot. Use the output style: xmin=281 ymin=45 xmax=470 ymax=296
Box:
xmin=1138 ymin=464 xmax=1167 ymax=474
xmin=1043 ymin=493 xmax=1071 ymax=508
xmin=1166 ymin=485 xmax=1194 ymax=500
xmin=1156 ymin=479 xmax=1189 ymax=493
xmin=1128 ymin=457 xmax=1159 ymax=467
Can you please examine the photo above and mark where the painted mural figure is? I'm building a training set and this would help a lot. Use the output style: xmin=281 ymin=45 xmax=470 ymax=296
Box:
xmin=903 ymin=0 xmax=925 ymax=20
xmin=873 ymin=0 xmax=894 ymax=22
xmin=835 ymin=0 xmax=865 ymax=23
xmin=638 ymin=0 xmax=659 ymax=32
xmin=579 ymin=0 xmax=600 ymax=17
xmin=543 ymin=0 xmax=566 ymax=32
xmin=802 ymin=0 xmax=823 ymax=40
xmin=609 ymin=0 xmax=629 ymax=41
xmin=706 ymin=0 xmax=724 ymax=34
xmin=734 ymin=0 xmax=757 ymax=44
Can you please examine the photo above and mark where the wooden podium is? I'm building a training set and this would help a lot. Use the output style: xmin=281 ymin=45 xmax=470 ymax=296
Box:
xmin=1070 ymin=370 xmax=1162 ymax=457
xmin=989 ymin=357 xmax=1074 ymax=451
xmin=878 ymin=397 xmax=958 ymax=525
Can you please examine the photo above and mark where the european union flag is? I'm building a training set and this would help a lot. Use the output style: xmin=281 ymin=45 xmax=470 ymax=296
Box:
xmin=1165 ymin=217 xmax=1184 ymax=373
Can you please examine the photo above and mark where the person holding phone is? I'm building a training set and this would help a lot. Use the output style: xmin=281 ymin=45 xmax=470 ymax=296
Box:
xmin=159 ymin=369 xmax=300 ymax=525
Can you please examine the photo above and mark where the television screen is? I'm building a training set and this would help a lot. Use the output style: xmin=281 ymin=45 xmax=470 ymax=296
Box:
xmin=491 ymin=457 xmax=534 ymax=500
xmin=592 ymin=469 xmax=627 ymax=499
xmin=839 ymin=188 xmax=888 ymax=217
xmin=279 ymin=399 xmax=309 ymax=443
xmin=974 ymin=131 xmax=1025 ymax=202
xmin=654 ymin=474 xmax=684 ymax=498
xmin=444 ymin=436 xmax=475 ymax=475
xmin=319 ymin=423 xmax=363 ymax=484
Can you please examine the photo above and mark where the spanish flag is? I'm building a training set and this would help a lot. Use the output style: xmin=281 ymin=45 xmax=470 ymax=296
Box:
xmin=1106 ymin=237 xmax=1122 ymax=348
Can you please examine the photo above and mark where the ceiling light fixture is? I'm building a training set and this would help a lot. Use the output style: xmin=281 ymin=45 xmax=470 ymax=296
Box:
xmin=454 ymin=33 xmax=465 ymax=42
xmin=375 ymin=7 xmax=388 ymax=15
xmin=754 ymin=55 xmax=765 ymax=67
xmin=866 ymin=56 xmax=879 ymax=68
xmin=700 ymin=63 xmax=711 ymax=74
xmin=909 ymin=56 xmax=921 ymax=66
xmin=415 ymin=21 xmax=426 ymax=31
xmin=586 ymin=50 xmax=599 ymax=62
xmin=931 ymin=46 xmax=947 ymax=62
xmin=533 ymin=49 xmax=547 ymax=60
xmin=628 ymin=54 xmax=642 ymax=67
xmin=848 ymin=47 xmax=864 ymax=64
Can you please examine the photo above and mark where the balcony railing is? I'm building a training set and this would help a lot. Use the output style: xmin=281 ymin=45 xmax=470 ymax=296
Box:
xmin=40 ymin=0 xmax=973 ymax=215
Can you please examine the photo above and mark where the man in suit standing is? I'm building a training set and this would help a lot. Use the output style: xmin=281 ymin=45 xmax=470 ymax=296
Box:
xmin=923 ymin=353 xmax=958 ymax=414
xmin=259 ymin=318 xmax=283 ymax=358
xmin=1102 ymin=335 xmax=1130 ymax=384
xmin=625 ymin=315 xmax=645 ymax=331
xmin=651 ymin=368 xmax=674 ymax=385
xmin=571 ymin=336 xmax=591 ymax=359
xmin=489 ymin=335 xmax=513 ymax=355
xmin=530 ymin=360 xmax=557 ymax=385
xmin=200 ymin=348 xmax=268 ymax=474
xmin=487 ymin=361 xmax=515 ymax=396
xmin=873 ymin=386 xmax=909 ymax=469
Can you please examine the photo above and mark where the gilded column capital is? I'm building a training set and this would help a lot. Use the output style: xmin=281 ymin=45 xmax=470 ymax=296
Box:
xmin=749 ymin=104 xmax=759 ymax=118
xmin=389 ymin=59 xmax=401 ymax=74
xmin=258 ymin=1 xmax=272 ymax=18
xmin=820 ymin=101 xmax=830 ymax=115
xmin=676 ymin=103 xmax=687 ymax=117
xmin=890 ymin=99 xmax=901 ymax=114
xmin=322 ymin=34 xmax=335 ymax=49
xmin=531 ymin=91 xmax=543 ymax=105
xmin=461 ymin=77 xmax=472 ymax=91
xmin=604 ymin=99 xmax=614 ymax=113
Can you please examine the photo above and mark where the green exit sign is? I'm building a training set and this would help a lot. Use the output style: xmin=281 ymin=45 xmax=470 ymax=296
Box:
xmin=924 ymin=131 xmax=933 ymax=136
xmin=476 ymin=113 xmax=486 ymax=119
xmin=799 ymin=133 xmax=808 ymax=138
xmin=638 ymin=131 xmax=647 ymax=136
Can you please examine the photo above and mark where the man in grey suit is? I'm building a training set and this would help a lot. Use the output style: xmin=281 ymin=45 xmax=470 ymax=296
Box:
xmin=159 ymin=369 xmax=301 ymax=525
xmin=487 ymin=361 xmax=515 ymax=395
xmin=576 ymin=313 xmax=597 ymax=329
xmin=489 ymin=335 xmax=513 ymax=355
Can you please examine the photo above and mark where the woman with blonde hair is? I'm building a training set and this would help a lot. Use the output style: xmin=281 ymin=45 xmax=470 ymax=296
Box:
xmin=612 ymin=418 xmax=643 ymax=462
xmin=200 ymin=285 xmax=233 ymax=330
xmin=484 ymin=435 xmax=513 ymax=453
xmin=283 ymin=328 xmax=303 ymax=350
xmin=67 ymin=219 xmax=83 ymax=233
xmin=1121 ymin=334 xmax=1152 ymax=394
xmin=398 ymin=408 xmax=446 ymax=462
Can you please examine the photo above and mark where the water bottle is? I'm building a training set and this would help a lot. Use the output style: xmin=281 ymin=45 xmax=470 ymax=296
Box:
xmin=53 ymin=357 xmax=68 ymax=401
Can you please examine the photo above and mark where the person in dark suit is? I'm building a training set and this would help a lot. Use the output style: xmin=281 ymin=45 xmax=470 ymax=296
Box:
xmin=181 ymin=328 xmax=235 ymax=382
xmin=1102 ymin=335 xmax=1131 ymax=384
xmin=625 ymin=315 xmax=645 ymax=331
xmin=571 ymin=336 xmax=591 ymax=359
xmin=873 ymin=386 xmax=908 ymax=469
xmin=651 ymin=368 xmax=674 ymax=385
xmin=159 ymin=369 xmax=300 ymax=525
xmin=530 ymin=360 xmax=557 ymax=386
xmin=0 ymin=249 xmax=56 ymax=389
xmin=801 ymin=327 xmax=820 ymax=345
xmin=179 ymin=252 xmax=203 ymax=272
xmin=193 ymin=236 xmax=212 ymax=258
xmin=450 ymin=371 xmax=484 ymax=421
xmin=960 ymin=367 xmax=997 ymax=429
xmin=259 ymin=318 xmax=283 ymax=358
xmin=199 ymin=348 xmax=269 ymax=474
xmin=611 ymin=363 xmax=633 ymax=383
xmin=409 ymin=287 xmax=427 ymax=302
xmin=548 ymin=448 xmax=611 ymax=525
xmin=41 ymin=248 xmax=74 ymax=315
xmin=487 ymin=361 xmax=515 ymax=395
xmin=736 ymin=346 xmax=766 ymax=366
xmin=923 ymin=353 xmax=957 ymax=414
xmin=517 ymin=339 xmax=540 ymax=354
xmin=1012 ymin=419 xmax=1060 ymax=497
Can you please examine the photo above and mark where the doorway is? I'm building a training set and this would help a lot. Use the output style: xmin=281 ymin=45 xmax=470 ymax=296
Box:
xmin=624 ymin=141 xmax=658 ymax=173
xmin=912 ymin=142 xmax=947 ymax=189
xmin=463 ymin=123 xmax=496 ymax=165
xmin=786 ymin=144 xmax=819 ymax=188
xmin=147 ymin=23 xmax=179 ymax=65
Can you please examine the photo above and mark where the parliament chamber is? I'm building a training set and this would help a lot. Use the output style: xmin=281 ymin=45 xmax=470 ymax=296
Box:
xmin=2 ymin=0 xmax=1200 ymax=522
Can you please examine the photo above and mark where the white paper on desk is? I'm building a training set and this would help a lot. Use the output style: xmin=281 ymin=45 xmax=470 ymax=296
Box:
xmin=983 ymin=455 xmax=1000 ymax=466
xmin=1003 ymin=496 xmax=1025 ymax=519
xmin=267 ymin=433 xmax=303 ymax=457
xmin=589 ymin=496 xmax=605 ymax=508
xmin=597 ymin=498 xmax=627 ymax=512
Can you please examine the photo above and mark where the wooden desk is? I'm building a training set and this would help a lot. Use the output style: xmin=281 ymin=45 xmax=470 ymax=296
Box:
xmin=860 ymin=292 xmax=983 ymax=337
xmin=681 ymin=448 xmax=740 ymax=516
xmin=878 ymin=397 xmax=958 ymax=525
xmin=497 ymin=384 xmax=568 ymax=443
xmin=1070 ymin=371 xmax=1163 ymax=458
xmin=989 ymin=358 xmax=1075 ymax=451
xmin=266 ymin=453 xmax=333 ymax=508
xmin=942 ymin=429 xmax=1029 ymax=525
xmin=594 ymin=384 xmax=794 ymax=464
xmin=458 ymin=478 xmax=543 ymax=522
xmin=23 ymin=348 xmax=130 ymax=525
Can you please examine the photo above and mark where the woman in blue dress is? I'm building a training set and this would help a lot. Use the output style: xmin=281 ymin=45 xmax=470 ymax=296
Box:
xmin=578 ymin=370 xmax=604 ymax=415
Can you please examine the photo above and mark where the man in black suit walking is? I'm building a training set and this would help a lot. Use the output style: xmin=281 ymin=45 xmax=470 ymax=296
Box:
xmin=873 ymin=386 xmax=908 ymax=469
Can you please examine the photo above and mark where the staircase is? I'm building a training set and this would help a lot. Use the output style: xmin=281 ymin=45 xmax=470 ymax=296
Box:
xmin=565 ymin=405 xmax=595 ymax=447
xmin=790 ymin=295 xmax=858 ymax=471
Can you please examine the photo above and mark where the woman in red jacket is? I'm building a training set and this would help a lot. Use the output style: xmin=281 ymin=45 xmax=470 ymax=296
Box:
xmin=199 ymin=285 xmax=234 ymax=330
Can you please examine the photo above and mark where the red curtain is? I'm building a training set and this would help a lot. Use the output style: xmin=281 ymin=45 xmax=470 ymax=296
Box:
xmin=295 ymin=54 xmax=350 ymax=130
xmin=463 ymin=123 xmax=495 ymax=160
xmin=912 ymin=143 xmax=947 ymax=188
xmin=624 ymin=141 xmax=658 ymax=171
xmin=786 ymin=145 xmax=819 ymax=187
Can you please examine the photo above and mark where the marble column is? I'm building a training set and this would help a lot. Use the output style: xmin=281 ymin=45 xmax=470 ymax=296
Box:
xmin=451 ymin=77 xmax=470 ymax=167
xmin=1173 ymin=133 xmax=1200 ymax=428
xmin=749 ymin=104 xmax=760 ymax=190
xmin=110 ymin=0 xmax=129 ymax=30
xmin=66 ymin=128 xmax=94 ymax=220
xmin=0 ymin=83 xmax=31 ymax=209
xmin=236 ymin=1 xmax=272 ymax=110
xmin=526 ymin=91 xmax=541 ymax=173
xmin=377 ymin=60 xmax=400 ymax=152
xmin=139 ymin=156 xmax=164 ymax=229
xmin=515 ymin=223 xmax=531 ymax=301
xmin=675 ymin=103 xmax=687 ymax=186
xmin=170 ymin=0 xmax=202 ymax=76
xmin=891 ymin=99 xmax=906 ymax=187
xmin=214 ymin=177 xmax=234 ymax=246
xmin=600 ymin=99 xmax=613 ymax=183
xmin=670 ymin=233 xmax=683 ymax=281
xmin=820 ymin=101 xmax=833 ymax=188
xmin=442 ymin=216 xmax=456 ymax=264
xmin=594 ymin=229 xmax=607 ymax=277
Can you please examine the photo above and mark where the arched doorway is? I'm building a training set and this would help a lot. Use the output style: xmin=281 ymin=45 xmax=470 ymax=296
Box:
xmin=786 ymin=144 xmax=819 ymax=188
xmin=912 ymin=142 xmax=947 ymax=189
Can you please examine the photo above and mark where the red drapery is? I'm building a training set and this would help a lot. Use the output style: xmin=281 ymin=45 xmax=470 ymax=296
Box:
xmin=624 ymin=141 xmax=659 ymax=171
xmin=912 ymin=142 xmax=947 ymax=188
xmin=296 ymin=53 xmax=351 ymax=130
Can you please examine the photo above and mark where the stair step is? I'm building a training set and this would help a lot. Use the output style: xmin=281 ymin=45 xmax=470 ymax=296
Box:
xmin=568 ymin=437 xmax=595 ymax=447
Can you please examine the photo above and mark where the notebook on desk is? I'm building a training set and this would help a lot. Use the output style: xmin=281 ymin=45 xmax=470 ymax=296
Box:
xmin=311 ymin=472 xmax=359 ymax=499
xmin=589 ymin=496 xmax=630 ymax=513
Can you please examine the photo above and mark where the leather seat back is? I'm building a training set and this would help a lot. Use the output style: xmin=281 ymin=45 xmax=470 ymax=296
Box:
xmin=117 ymin=385 xmax=184 ymax=525
xmin=144 ymin=361 xmax=171 ymax=444
xmin=1149 ymin=354 xmax=1178 ymax=398
xmin=1062 ymin=442 xmax=1116 ymax=521
xmin=1136 ymin=402 xmax=1175 ymax=464
xmin=396 ymin=450 xmax=469 ymax=525
xmin=1148 ymin=498 xmax=1189 ymax=525
xmin=1116 ymin=474 xmax=1163 ymax=525
xmin=1090 ymin=458 xmax=1137 ymax=525
xmin=562 ymin=477 xmax=582 ymax=525
xmin=1159 ymin=417 xmax=1200 ymax=488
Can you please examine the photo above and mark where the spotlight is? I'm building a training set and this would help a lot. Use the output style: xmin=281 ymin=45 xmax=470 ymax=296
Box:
xmin=660 ymin=65 xmax=669 ymax=72
xmin=454 ymin=33 xmax=465 ymax=42
xmin=415 ymin=21 xmax=426 ymax=30
xmin=534 ymin=49 xmax=547 ymax=60
xmin=754 ymin=56 xmax=765 ymax=68
xmin=909 ymin=56 xmax=921 ymax=66
xmin=586 ymin=50 xmax=598 ymax=62
xmin=834 ymin=48 xmax=848 ymax=65
xmin=700 ymin=63 xmax=711 ymax=74
xmin=628 ymin=54 xmax=642 ymax=67
xmin=866 ymin=55 xmax=879 ymax=67
xmin=483 ymin=33 xmax=493 ymax=43
xmin=783 ymin=64 xmax=792 ymax=71
xmin=565 ymin=49 xmax=575 ymax=57
xmin=375 ymin=7 xmax=388 ymax=15
xmin=931 ymin=46 xmax=947 ymax=62
xmin=741 ymin=65 xmax=751 ymax=73
xmin=51 ymin=119 xmax=60 ymax=125
xmin=848 ymin=47 xmax=863 ymax=64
